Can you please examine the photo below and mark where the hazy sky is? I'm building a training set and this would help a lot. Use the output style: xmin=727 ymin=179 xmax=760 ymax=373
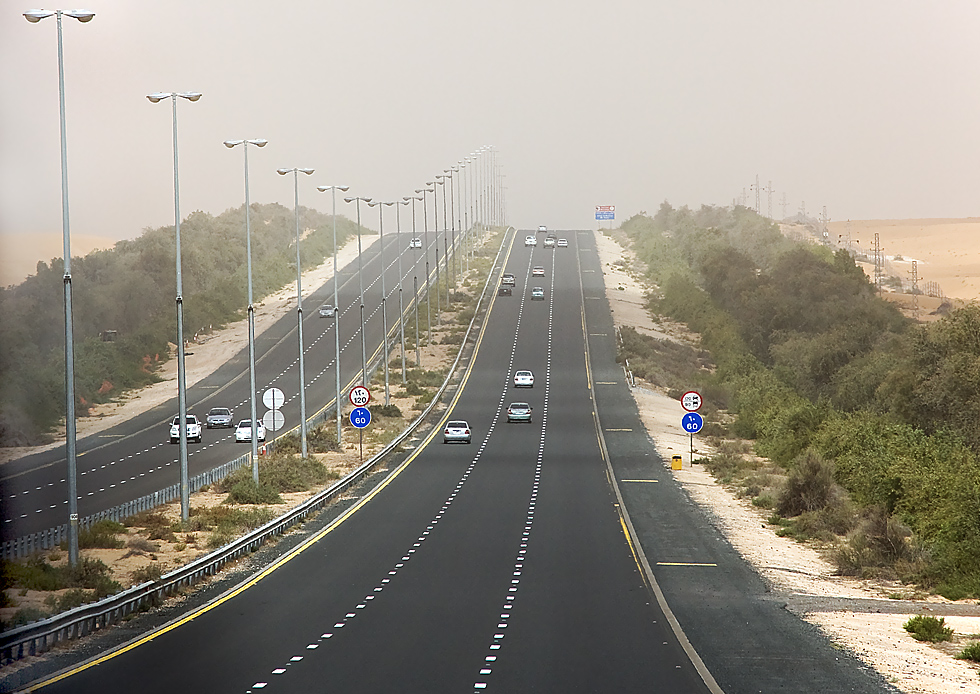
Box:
xmin=4 ymin=1 xmax=980 ymax=249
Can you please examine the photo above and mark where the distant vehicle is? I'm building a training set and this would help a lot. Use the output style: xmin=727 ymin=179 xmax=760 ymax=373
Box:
xmin=410 ymin=237 xmax=423 ymax=249
xmin=319 ymin=305 xmax=335 ymax=318
xmin=507 ymin=402 xmax=532 ymax=423
xmin=532 ymin=266 xmax=545 ymax=277
xmin=170 ymin=414 xmax=202 ymax=444
xmin=557 ymin=238 xmax=568 ymax=248
xmin=537 ymin=225 xmax=547 ymax=233
xmin=235 ymin=419 xmax=266 ymax=443
xmin=501 ymin=273 xmax=516 ymax=286
xmin=498 ymin=284 xmax=513 ymax=296
xmin=443 ymin=420 xmax=472 ymax=444
xmin=514 ymin=370 xmax=534 ymax=388
xmin=525 ymin=235 xmax=537 ymax=247
xmin=543 ymin=237 xmax=556 ymax=248
xmin=206 ymin=407 xmax=233 ymax=429
xmin=531 ymin=287 xmax=545 ymax=300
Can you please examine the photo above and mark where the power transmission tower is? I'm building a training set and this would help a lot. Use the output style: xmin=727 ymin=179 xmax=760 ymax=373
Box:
xmin=750 ymin=174 xmax=761 ymax=214
xmin=909 ymin=260 xmax=920 ymax=320
xmin=766 ymin=180 xmax=773 ymax=219
xmin=799 ymin=201 xmax=806 ymax=223
xmin=781 ymin=192 xmax=788 ymax=220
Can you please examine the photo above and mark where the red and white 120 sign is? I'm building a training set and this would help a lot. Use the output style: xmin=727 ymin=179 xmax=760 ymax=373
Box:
xmin=681 ymin=391 xmax=702 ymax=412
xmin=349 ymin=386 xmax=371 ymax=407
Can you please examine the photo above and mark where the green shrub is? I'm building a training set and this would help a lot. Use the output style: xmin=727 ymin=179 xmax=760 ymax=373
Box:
xmin=226 ymin=479 xmax=283 ymax=505
xmin=956 ymin=642 xmax=980 ymax=661
xmin=77 ymin=520 xmax=125 ymax=549
xmin=903 ymin=615 xmax=953 ymax=642
xmin=777 ymin=450 xmax=839 ymax=517
xmin=131 ymin=563 xmax=164 ymax=584
xmin=126 ymin=536 xmax=158 ymax=554
xmin=7 ymin=607 xmax=49 ymax=628
xmin=374 ymin=404 xmax=402 ymax=418
xmin=46 ymin=588 xmax=92 ymax=612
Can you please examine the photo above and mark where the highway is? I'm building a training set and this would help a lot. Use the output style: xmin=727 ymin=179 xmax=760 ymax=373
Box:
xmin=0 ymin=227 xmax=456 ymax=543
xmin=23 ymin=231 xmax=895 ymax=693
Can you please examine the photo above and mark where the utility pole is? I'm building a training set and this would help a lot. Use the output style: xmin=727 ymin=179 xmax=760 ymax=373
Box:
xmin=750 ymin=174 xmax=761 ymax=214
xmin=780 ymin=192 xmax=788 ymax=220
xmin=799 ymin=201 xmax=807 ymax=223
xmin=766 ymin=181 xmax=773 ymax=219
xmin=909 ymin=260 xmax=920 ymax=320
xmin=872 ymin=232 xmax=884 ymax=295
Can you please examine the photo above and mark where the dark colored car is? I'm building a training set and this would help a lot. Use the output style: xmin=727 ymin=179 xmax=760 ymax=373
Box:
xmin=498 ymin=285 xmax=512 ymax=296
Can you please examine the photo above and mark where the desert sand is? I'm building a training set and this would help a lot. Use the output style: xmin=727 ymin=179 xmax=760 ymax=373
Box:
xmin=0 ymin=232 xmax=117 ymax=288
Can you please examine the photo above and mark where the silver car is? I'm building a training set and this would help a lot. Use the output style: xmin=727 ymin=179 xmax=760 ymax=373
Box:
xmin=531 ymin=287 xmax=545 ymax=301
xmin=206 ymin=407 xmax=233 ymax=429
xmin=443 ymin=420 xmax=472 ymax=444
xmin=507 ymin=402 xmax=532 ymax=423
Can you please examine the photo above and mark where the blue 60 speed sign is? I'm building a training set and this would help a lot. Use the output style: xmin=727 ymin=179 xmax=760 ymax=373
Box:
xmin=681 ymin=412 xmax=704 ymax=433
xmin=350 ymin=407 xmax=371 ymax=429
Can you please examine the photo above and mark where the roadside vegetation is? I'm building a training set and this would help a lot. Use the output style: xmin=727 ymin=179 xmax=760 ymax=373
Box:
xmin=618 ymin=203 xmax=980 ymax=597
xmin=0 ymin=203 xmax=359 ymax=447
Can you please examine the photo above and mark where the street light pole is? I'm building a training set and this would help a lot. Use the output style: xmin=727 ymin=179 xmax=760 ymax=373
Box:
xmin=367 ymin=200 xmax=394 ymax=406
xmin=425 ymin=182 xmax=442 ymax=322
xmin=147 ymin=91 xmax=201 ymax=522
xmin=405 ymin=195 xmax=424 ymax=368
xmin=414 ymin=188 xmax=434 ymax=341
xmin=395 ymin=200 xmax=410 ymax=382
xmin=446 ymin=167 xmax=459 ymax=286
xmin=25 ymin=8 xmax=95 ymax=566
xmin=316 ymin=184 xmax=349 ymax=446
xmin=344 ymin=195 xmax=372 ymax=386
xmin=435 ymin=175 xmax=450 ymax=305
xmin=223 ymin=137 xmax=268 ymax=481
xmin=277 ymin=166 xmax=314 ymax=458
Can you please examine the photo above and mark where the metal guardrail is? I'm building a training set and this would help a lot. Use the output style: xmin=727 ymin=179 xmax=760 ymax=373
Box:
xmin=0 ymin=227 xmax=511 ymax=670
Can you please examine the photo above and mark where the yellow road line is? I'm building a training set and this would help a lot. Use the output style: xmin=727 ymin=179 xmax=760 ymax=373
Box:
xmin=656 ymin=562 xmax=718 ymax=567
xmin=621 ymin=479 xmax=659 ymax=483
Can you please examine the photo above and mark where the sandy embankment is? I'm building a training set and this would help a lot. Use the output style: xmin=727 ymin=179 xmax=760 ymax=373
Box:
xmin=0 ymin=235 xmax=378 ymax=465
xmin=593 ymin=229 xmax=980 ymax=694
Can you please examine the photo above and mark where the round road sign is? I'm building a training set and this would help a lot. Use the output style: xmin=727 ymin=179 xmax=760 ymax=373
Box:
xmin=263 ymin=387 xmax=285 ymax=411
xmin=263 ymin=409 xmax=285 ymax=432
xmin=349 ymin=386 xmax=371 ymax=407
xmin=681 ymin=391 xmax=702 ymax=412
xmin=682 ymin=412 xmax=704 ymax=433
xmin=350 ymin=406 xmax=371 ymax=429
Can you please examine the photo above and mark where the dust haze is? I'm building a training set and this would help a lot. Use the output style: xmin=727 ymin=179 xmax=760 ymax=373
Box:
xmin=3 ymin=1 xmax=980 ymax=270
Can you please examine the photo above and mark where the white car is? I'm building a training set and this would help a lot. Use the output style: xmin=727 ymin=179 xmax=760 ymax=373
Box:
xmin=525 ymin=235 xmax=537 ymax=247
xmin=170 ymin=414 xmax=202 ymax=443
xmin=443 ymin=420 xmax=472 ymax=444
xmin=514 ymin=370 xmax=534 ymax=388
xmin=537 ymin=225 xmax=547 ymax=233
xmin=532 ymin=266 xmax=545 ymax=277
xmin=319 ymin=305 xmax=335 ymax=318
xmin=557 ymin=238 xmax=568 ymax=248
xmin=235 ymin=419 xmax=267 ymax=443
xmin=544 ymin=237 xmax=556 ymax=248
xmin=409 ymin=237 xmax=423 ymax=249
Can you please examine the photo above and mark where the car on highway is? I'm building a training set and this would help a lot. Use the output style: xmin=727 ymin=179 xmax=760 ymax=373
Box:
xmin=443 ymin=420 xmax=472 ymax=444
xmin=532 ymin=266 xmax=545 ymax=277
xmin=235 ymin=419 xmax=267 ymax=443
xmin=498 ymin=284 xmax=512 ymax=296
xmin=507 ymin=402 xmax=532 ymax=423
xmin=531 ymin=286 xmax=545 ymax=300
xmin=501 ymin=272 xmax=516 ymax=287
xmin=514 ymin=370 xmax=534 ymax=388
xmin=557 ymin=238 xmax=568 ymax=248
xmin=170 ymin=414 xmax=202 ymax=443
xmin=319 ymin=305 xmax=335 ymax=318
xmin=544 ymin=236 xmax=556 ymax=248
xmin=537 ymin=225 xmax=547 ymax=233
xmin=409 ymin=237 xmax=423 ymax=249
xmin=525 ymin=235 xmax=537 ymax=247
xmin=205 ymin=407 xmax=234 ymax=429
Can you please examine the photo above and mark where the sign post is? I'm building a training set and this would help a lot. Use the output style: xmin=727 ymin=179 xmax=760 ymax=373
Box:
xmin=681 ymin=412 xmax=704 ymax=465
xmin=595 ymin=205 xmax=615 ymax=228
xmin=350 ymin=405 xmax=371 ymax=461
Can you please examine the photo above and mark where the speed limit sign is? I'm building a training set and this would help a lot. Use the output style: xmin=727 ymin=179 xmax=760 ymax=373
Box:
xmin=349 ymin=385 xmax=371 ymax=407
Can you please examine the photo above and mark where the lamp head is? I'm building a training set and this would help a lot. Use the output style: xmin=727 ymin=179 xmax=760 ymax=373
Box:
xmin=66 ymin=10 xmax=95 ymax=21
xmin=250 ymin=139 xmax=268 ymax=147
xmin=223 ymin=140 xmax=243 ymax=148
xmin=298 ymin=168 xmax=314 ymax=175
xmin=146 ymin=92 xmax=170 ymax=103
xmin=24 ymin=10 xmax=55 ymax=21
xmin=276 ymin=168 xmax=291 ymax=176
xmin=178 ymin=92 xmax=202 ymax=102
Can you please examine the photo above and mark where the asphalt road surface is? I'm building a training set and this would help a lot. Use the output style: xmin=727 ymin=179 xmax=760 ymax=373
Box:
xmin=25 ymin=230 xmax=896 ymax=693
xmin=0 ymin=228 xmax=452 ymax=542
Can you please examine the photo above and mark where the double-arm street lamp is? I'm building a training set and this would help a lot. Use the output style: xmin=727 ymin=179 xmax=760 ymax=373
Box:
xmin=25 ymin=7 xmax=95 ymax=566
xmin=366 ymin=200 xmax=394 ymax=406
xmin=414 ymin=188 xmax=435 ymax=337
xmin=425 ymin=181 xmax=444 ymax=319
xmin=277 ymin=167 xmax=314 ymax=458
xmin=315 ymin=185 xmax=349 ymax=446
xmin=343 ymin=195 xmax=372 ymax=386
xmin=434 ymin=175 xmax=451 ymax=305
xmin=223 ymin=137 xmax=268 ymax=481
xmin=147 ymin=91 xmax=201 ymax=522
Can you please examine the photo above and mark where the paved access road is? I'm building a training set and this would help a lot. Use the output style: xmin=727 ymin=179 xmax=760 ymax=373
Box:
xmin=0 ymin=229 xmax=449 ymax=542
xmin=32 ymin=231 xmax=895 ymax=693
